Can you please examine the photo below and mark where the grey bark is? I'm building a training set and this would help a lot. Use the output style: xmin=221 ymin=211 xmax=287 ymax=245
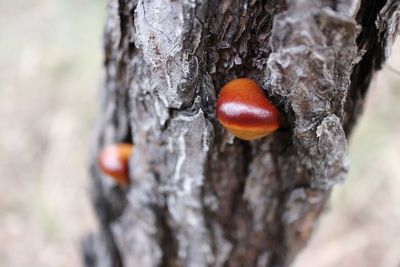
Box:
xmin=82 ymin=0 xmax=400 ymax=267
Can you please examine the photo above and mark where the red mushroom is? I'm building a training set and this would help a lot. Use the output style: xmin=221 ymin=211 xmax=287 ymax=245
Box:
xmin=98 ymin=143 xmax=133 ymax=185
xmin=216 ymin=78 xmax=280 ymax=140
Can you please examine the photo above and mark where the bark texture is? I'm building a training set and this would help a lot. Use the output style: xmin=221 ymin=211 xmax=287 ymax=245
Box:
xmin=82 ymin=1 xmax=400 ymax=266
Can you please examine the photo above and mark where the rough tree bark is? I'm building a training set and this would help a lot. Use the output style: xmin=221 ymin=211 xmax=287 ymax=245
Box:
xmin=82 ymin=1 xmax=400 ymax=267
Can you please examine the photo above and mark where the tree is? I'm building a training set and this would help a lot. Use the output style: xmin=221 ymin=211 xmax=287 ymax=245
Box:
xmin=82 ymin=1 xmax=400 ymax=266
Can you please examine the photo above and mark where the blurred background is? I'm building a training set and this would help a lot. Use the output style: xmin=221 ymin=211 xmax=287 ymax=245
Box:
xmin=0 ymin=1 xmax=399 ymax=267
xmin=0 ymin=1 xmax=102 ymax=266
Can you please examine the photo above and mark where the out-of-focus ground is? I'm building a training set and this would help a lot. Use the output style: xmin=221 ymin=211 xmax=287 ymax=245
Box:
xmin=0 ymin=1 xmax=103 ymax=266
xmin=0 ymin=1 xmax=399 ymax=267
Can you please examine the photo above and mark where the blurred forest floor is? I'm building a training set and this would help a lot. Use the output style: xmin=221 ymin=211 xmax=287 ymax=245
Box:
xmin=0 ymin=1 xmax=399 ymax=267
xmin=0 ymin=1 xmax=102 ymax=266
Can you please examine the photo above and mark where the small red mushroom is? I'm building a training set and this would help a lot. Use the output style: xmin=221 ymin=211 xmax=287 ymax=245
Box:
xmin=216 ymin=78 xmax=280 ymax=140
xmin=98 ymin=143 xmax=133 ymax=185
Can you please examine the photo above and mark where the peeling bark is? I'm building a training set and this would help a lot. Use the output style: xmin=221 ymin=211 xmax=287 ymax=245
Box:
xmin=83 ymin=1 xmax=400 ymax=266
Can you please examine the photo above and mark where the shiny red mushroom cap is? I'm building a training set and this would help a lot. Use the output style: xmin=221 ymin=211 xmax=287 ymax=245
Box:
xmin=98 ymin=143 xmax=133 ymax=185
xmin=216 ymin=78 xmax=280 ymax=140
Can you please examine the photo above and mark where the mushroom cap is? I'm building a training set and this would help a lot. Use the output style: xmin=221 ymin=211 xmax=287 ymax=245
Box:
xmin=98 ymin=143 xmax=133 ymax=185
xmin=216 ymin=78 xmax=280 ymax=140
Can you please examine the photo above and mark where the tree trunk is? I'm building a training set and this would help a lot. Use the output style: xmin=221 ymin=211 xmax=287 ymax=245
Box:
xmin=82 ymin=1 xmax=400 ymax=266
